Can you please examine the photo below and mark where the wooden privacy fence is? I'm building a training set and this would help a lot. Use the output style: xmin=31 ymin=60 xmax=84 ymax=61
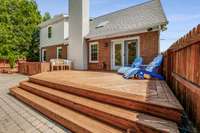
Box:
xmin=163 ymin=24 xmax=200 ymax=130
xmin=18 ymin=62 xmax=50 ymax=75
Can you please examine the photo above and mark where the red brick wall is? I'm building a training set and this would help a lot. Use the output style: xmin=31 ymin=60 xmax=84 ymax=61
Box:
xmin=140 ymin=31 xmax=159 ymax=63
xmin=41 ymin=44 xmax=67 ymax=61
xmin=87 ymin=39 xmax=111 ymax=71
xmin=87 ymin=31 xmax=159 ymax=70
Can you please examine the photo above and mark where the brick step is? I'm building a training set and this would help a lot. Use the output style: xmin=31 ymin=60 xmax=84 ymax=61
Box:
xmin=10 ymin=87 xmax=124 ymax=133
xmin=19 ymin=81 xmax=179 ymax=133
xmin=29 ymin=76 xmax=182 ymax=123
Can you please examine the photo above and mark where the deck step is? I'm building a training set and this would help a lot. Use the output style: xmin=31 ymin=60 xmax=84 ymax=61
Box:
xmin=19 ymin=81 xmax=179 ymax=133
xmin=10 ymin=87 xmax=124 ymax=133
xmin=29 ymin=76 xmax=183 ymax=123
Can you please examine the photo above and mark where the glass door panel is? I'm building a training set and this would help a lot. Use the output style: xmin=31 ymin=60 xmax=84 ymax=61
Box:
xmin=112 ymin=41 xmax=123 ymax=70
xmin=124 ymin=40 xmax=137 ymax=66
xmin=115 ymin=44 xmax=122 ymax=66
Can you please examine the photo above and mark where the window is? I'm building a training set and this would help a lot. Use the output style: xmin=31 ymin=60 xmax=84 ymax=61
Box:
xmin=42 ymin=49 xmax=47 ymax=62
xmin=96 ymin=21 xmax=109 ymax=28
xmin=89 ymin=42 xmax=99 ymax=63
xmin=57 ymin=47 xmax=62 ymax=59
xmin=48 ymin=26 xmax=52 ymax=38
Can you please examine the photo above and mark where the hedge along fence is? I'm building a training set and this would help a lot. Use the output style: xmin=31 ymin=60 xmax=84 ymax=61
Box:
xmin=163 ymin=24 xmax=200 ymax=130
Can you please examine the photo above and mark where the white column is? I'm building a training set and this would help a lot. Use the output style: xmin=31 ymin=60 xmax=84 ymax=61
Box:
xmin=68 ymin=0 xmax=90 ymax=70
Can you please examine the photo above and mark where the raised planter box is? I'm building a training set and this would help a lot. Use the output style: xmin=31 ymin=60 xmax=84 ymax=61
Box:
xmin=0 ymin=59 xmax=24 ymax=73
xmin=18 ymin=62 xmax=50 ymax=75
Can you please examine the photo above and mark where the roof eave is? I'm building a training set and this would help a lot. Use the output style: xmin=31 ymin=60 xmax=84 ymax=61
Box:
xmin=86 ymin=28 xmax=160 ymax=41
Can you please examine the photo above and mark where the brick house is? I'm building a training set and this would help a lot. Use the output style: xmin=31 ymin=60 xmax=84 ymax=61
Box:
xmin=39 ymin=0 xmax=167 ymax=71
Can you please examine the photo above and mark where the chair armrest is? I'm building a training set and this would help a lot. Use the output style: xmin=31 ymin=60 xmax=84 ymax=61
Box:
xmin=140 ymin=65 xmax=148 ymax=67
xmin=124 ymin=64 xmax=131 ymax=67
xmin=64 ymin=60 xmax=72 ymax=65
xmin=139 ymin=65 xmax=148 ymax=69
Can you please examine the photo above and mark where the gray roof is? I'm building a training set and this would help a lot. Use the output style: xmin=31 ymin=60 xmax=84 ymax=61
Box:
xmin=86 ymin=0 xmax=167 ymax=39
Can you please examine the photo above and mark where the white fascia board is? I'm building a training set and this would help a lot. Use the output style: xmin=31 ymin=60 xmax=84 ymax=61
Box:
xmin=87 ymin=28 xmax=160 ymax=41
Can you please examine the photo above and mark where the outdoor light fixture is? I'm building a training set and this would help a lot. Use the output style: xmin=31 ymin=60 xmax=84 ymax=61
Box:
xmin=104 ymin=42 xmax=109 ymax=47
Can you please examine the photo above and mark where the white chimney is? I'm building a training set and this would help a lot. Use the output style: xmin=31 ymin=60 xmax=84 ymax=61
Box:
xmin=68 ymin=0 xmax=89 ymax=70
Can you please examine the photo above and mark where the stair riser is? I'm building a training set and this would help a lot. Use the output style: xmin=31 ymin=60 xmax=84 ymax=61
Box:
xmin=20 ymin=83 xmax=165 ymax=133
xmin=29 ymin=77 xmax=182 ymax=123
xmin=10 ymin=89 xmax=92 ymax=133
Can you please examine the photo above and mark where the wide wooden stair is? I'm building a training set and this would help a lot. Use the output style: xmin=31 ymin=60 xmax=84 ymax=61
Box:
xmin=10 ymin=77 xmax=182 ymax=133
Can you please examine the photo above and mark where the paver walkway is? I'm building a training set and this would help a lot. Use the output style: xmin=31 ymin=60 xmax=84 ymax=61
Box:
xmin=0 ymin=73 xmax=71 ymax=133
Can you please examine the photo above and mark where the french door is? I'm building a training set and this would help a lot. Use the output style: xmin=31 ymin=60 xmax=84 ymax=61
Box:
xmin=112 ymin=41 xmax=124 ymax=70
xmin=112 ymin=39 xmax=138 ymax=70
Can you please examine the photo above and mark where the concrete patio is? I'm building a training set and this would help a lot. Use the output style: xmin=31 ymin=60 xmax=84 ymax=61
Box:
xmin=0 ymin=73 xmax=71 ymax=133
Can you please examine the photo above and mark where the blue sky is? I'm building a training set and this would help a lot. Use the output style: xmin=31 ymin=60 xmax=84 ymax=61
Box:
xmin=35 ymin=0 xmax=200 ymax=51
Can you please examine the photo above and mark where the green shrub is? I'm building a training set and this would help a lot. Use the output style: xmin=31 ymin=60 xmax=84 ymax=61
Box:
xmin=8 ymin=53 xmax=17 ymax=69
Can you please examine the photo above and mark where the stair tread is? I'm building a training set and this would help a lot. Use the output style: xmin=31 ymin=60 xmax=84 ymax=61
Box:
xmin=20 ymin=81 xmax=179 ymax=133
xmin=11 ymin=87 xmax=124 ymax=133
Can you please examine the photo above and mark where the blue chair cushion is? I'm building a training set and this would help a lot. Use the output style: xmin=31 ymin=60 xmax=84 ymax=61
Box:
xmin=117 ymin=57 xmax=143 ymax=74
xmin=123 ymin=68 xmax=140 ymax=79
xmin=117 ymin=67 xmax=132 ymax=75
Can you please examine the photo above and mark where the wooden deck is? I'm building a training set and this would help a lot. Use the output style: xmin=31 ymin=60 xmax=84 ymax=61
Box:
xmin=10 ymin=70 xmax=183 ymax=133
xmin=30 ymin=71 xmax=183 ymax=122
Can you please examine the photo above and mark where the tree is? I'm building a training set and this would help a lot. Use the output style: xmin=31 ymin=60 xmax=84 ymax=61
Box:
xmin=0 ymin=0 xmax=42 ymax=64
xmin=43 ymin=12 xmax=51 ymax=22
xmin=27 ymin=28 xmax=40 ymax=61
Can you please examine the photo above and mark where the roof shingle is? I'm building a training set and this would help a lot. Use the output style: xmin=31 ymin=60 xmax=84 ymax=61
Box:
xmin=86 ymin=0 xmax=167 ymax=39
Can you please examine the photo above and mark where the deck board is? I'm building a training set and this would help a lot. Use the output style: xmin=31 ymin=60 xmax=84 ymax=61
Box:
xmin=31 ymin=71 xmax=182 ymax=109
xmin=30 ymin=71 xmax=183 ymax=122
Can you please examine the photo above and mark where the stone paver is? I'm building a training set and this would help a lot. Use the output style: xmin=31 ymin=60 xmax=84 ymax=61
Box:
xmin=0 ymin=73 xmax=71 ymax=133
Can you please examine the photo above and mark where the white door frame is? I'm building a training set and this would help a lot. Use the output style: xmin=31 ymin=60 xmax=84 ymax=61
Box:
xmin=112 ymin=40 xmax=124 ymax=70
xmin=111 ymin=36 xmax=140 ymax=70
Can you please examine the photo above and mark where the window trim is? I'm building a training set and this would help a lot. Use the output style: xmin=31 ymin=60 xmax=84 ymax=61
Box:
xmin=48 ymin=26 xmax=52 ymax=39
xmin=56 ymin=46 xmax=62 ymax=59
xmin=42 ymin=49 xmax=47 ymax=62
xmin=89 ymin=42 xmax=99 ymax=63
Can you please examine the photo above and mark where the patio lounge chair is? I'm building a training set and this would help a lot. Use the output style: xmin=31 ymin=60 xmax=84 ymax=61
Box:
xmin=123 ymin=54 xmax=164 ymax=80
xmin=117 ymin=57 xmax=143 ymax=74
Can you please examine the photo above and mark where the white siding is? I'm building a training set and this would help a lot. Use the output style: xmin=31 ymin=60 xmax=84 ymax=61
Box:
xmin=40 ymin=20 xmax=69 ymax=48
xmin=64 ymin=20 xmax=69 ymax=39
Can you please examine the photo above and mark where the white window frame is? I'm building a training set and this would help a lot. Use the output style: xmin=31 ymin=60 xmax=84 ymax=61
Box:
xmin=56 ymin=47 xmax=62 ymax=59
xmin=42 ymin=49 xmax=47 ymax=62
xmin=89 ymin=42 xmax=99 ymax=63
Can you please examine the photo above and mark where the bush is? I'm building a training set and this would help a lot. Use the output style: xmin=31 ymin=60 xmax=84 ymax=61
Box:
xmin=8 ymin=53 xmax=17 ymax=69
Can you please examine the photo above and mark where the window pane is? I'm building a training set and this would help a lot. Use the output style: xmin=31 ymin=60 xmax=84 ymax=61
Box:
xmin=43 ymin=50 xmax=47 ymax=61
xmin=48 ymin=27 xmax=52 ymax=38
xmin=90 ymin=44 xmax=98 ymax=62
xmin=115 ymin=44 xmax=122 ymax=66
xmin=57 ymin=48 xmax=62 ymax=58
xmin=59 ymin=49 xmax=62 ymax=58
xmin=124 ymin=40 xmax=137 ymax=65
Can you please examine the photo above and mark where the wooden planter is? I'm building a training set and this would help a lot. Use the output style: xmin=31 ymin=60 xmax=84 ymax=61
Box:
xmin=18 ymin=62 xmax=50 ymax=75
